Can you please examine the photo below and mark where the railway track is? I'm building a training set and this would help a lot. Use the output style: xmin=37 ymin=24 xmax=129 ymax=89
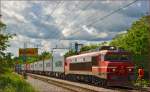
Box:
xmin=28 ymin=73 xmax=118 ymax=92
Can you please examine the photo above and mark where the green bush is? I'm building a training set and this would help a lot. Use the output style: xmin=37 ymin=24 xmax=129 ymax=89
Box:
xmin=0 ymin=72 xmax=37 ymax=92
xmin=134 ymin=79 xmax=150 ymax=88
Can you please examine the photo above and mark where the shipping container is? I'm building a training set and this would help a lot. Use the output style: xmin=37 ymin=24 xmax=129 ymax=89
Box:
xmin=30 ymin=63 xmax=34 ymax=71
xmin=21 ymin=64 xmax=25 ymax=71
xmin=52 ymin=53 xmax=64 ymax=73
xmin=44 ymin=59 xmax=52 ymax=72
xmin=34 ymin=62 xmax=38 ymax=71
xmin=38 ymin=61 xmax=44 ymax=71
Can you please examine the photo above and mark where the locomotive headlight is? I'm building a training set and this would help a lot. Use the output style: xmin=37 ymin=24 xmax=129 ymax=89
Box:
xmin=128 ymin=68 xmax=132 ymax=72
xmin=112 ymin=68 xmax=116 ymax=72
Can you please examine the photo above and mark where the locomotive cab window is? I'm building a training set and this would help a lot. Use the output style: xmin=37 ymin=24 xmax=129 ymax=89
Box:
xmin=92 ymin=56 xmax=98 ymax=66
xmin=104 ymin=54 xmax=131 ymax=61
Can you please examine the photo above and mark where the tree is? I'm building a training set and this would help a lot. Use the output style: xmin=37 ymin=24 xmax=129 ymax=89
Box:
xmin=40 ymin=51 xmax=52 ymax=60
xmin=64 ymin=50 xmax=77 ymax=58
xmin=0 ymin=21 xmax=12 ymax=73
xmin=80 ymin=45 xmax=92 ymax=52
xmin=146 ymin=16 xmax=150 ymax=80
xmin=110 ymin=16 xmax=150 ymax=55
xmin=64 ymin=41 xmax=110 ymax=57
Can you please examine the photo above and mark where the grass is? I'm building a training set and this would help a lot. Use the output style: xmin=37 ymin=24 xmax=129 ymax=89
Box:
xmin=134 ymin=79 xmax=150 ymax=88
xmin=0 ymin=72 xmax=37 ymax=92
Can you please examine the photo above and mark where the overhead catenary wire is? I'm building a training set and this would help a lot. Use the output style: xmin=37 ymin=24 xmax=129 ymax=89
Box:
xmin=6 ymin=1 xmax=63 ymax=53
xmin=58 ymin=0 xmax=138 ymax=41
xmin=46 ymin=1 xmax=63 ymax=20
xmin=71 ymin=0 xmax=94 ymax=22
xmin=53 ymin=1 xmax=94 ymax=39
xmin=0 ymin=0 xmax=2 ymax=20
xmin=7 ymin=2 xmax=66 ymax=55
xmin=51 ymin=1 xmax=63 ymax=16
xmin=56 ymin=1 xmax=95 ymax=47
xmin=87 ymin=0 xmax=138 ymax=26
xmin=50 ymin=1 xmax=83 ymax=48
xmin=8 ymin=0 xmax=139 ymax=54
xmin=52 ymin=1 xmax=81 ymax=38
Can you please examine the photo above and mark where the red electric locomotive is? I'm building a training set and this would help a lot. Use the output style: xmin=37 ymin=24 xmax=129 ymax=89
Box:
xmin=65 ymin=46 xmax=134 ymax=87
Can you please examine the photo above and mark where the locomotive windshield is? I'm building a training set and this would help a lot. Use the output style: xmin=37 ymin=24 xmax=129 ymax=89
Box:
xmin=104 ymin=54 xmax=131 ymax=61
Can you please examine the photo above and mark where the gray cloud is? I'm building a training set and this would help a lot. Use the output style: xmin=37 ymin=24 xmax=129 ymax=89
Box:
xmin=1 ymin=0 xmax=148 ymax=56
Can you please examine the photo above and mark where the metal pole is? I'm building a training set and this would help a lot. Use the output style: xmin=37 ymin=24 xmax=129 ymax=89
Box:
xmin=42 ymin=53 xmax=44 ymax=74
xmin=23 ymin=42 xmax=27 ymax=79
xmin=0 ymin=0 xmax=2 ymax=22
xmin=51 ymin=50 xmax=53 ymax=72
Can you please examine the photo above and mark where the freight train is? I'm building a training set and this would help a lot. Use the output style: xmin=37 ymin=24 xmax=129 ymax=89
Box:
xmin=16 ymin=46 xmax=134 ymax=87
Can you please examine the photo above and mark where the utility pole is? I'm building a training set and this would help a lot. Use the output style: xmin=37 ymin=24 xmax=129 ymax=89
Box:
xmin=0 ymin=0 xmax=2 ymax=24
xmin=148 ymin=0 xmax=150 ymax=82
xmin=146 ymin=0 xmax=150 ymax=16
xmin=23 ymin=42 xmax=27 ymax=78
xmin=149 ymin=0 xmax=150 ymax=15
xmin=0 ymin=0 xmax=1 ymax=21
xmin=51 ymin=50 xmax=54 ymax=72
xmin=0 ymin=14 xmax=2 ymax=34
xmin=0 ymin=15 xmax=2 ymax=22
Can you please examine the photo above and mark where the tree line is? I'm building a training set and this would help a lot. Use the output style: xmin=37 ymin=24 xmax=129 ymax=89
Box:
xmin=14 ymin=51 xmax=52 ymax=64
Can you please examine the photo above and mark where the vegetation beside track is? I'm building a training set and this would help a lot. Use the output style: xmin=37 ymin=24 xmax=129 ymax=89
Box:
xmin=0 ymin=20 xmax=37 ymax=92
xmin=0 ymin=72 xmax=37 ymax=92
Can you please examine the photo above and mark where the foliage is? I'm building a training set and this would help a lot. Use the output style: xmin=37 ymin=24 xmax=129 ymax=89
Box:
xmin=110 ymin=16 xmax=150 ymax=63
xmin=80 ymin=42 xmax=109 ymax=52
xmin=64 ymin=50 xmax=77 ymax=58
xmin=0 ymin=72 xmax=37 ymax=92
xmin=39 ymin=51 xmax=52 ymax=60
xmin=134 ymin=79 xmax=150 ymax=88
xmin=64 ymin=41 xmax=109 ymax=57
xmin=110 ymin=16 xmax=150 ymax=55
xmin=80 ymin=44 xmax=99 ymax=52
xmin=0 ymin=21 xmax=14 ymax=74
xmin=14 ymin=51 xmax=52 ymax=64
xmin=0 ymin=21 xmax=12 ymax=59
xmin=14 ymin=56 xmax=38 ymax=64
xmin=0 ymin=21 xmax=37 ymax=92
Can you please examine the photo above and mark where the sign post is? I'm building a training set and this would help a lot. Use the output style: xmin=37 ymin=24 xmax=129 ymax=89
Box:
xmin=19 ymin=47 xmax=38 ymax=79
xmin=19 ymin=48 xmax=38 ymax=57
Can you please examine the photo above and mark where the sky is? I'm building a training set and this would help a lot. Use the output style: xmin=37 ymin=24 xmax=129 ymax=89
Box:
xmin=1 ymin=0 xmax=149 ymax=56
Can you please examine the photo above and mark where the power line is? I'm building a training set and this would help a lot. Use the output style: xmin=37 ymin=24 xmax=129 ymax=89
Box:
xmin=148 ymin=0 xmax=150 ymax=15
xmin=65 ymin=0 xmax=94 ymax=27
xmin=9 ymin=0 xmax=139 ymax=52
xmin=57 ymin=1 xmax=95 ymax=47
xmin=50 ymin=1 xmax=83 ymax=48
xmin=0 ymin=0 xmax=2 ymax=21
xmin=51 ymin=1 xmax=63 ymax=16
xmin=52 ymin=1 xmax=81 ymax=38
xmin=53 ymin=0 xmax=94 ymax=38
xmin=59 ymin=0 xmax=138 ymax=41
xmin=87 ymin=0 xmax=138 ymax=26
xmin=46 ymin=1 xmax=63 ymax=20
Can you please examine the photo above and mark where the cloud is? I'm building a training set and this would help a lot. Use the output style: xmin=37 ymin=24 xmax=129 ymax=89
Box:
xmin=1 ymin=0 xmax=148 ymax=56
xmin=82 ymin=25 xmax=108 ymax=39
